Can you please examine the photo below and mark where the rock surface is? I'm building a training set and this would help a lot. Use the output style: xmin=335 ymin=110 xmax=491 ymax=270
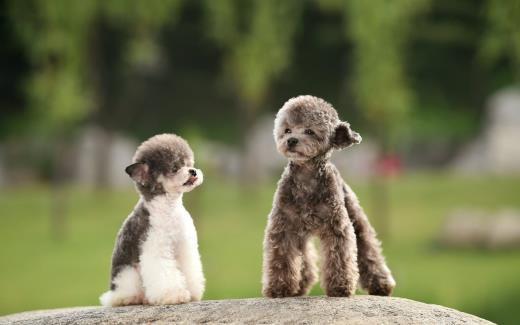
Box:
xmin=0 ymin=296 xmax=494 ymax=325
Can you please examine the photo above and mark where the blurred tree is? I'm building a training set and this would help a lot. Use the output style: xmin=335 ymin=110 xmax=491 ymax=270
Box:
xmin=204 ymin=0 xmax=303 ymax=178
xmin=2 ymin=0 xmax=519 ymax=188
xmin=345 ymin=0 xmax=430 ymax=150
xmin=343 ymin=0 xmax=430 ymax=239
xmin=405 ymin=0 xmax=486 ymax=148
xmin=481 ymin=0 xmax=520 ymax=82
xmin=8 ymin=0 xmax=95 ymax=134
xmin=0 ymin=0 xmax=29 ymax=139
xmin=9 ymin=0 xmax=98 ymax=239
xmin=205 ymin=0 xmax=302 ymax=117
xmin=8 ymin=0 xmax=183 ymax=134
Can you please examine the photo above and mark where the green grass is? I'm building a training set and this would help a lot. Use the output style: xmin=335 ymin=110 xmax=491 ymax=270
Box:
xmin=1 ymin=173 xmax=519 ymax=324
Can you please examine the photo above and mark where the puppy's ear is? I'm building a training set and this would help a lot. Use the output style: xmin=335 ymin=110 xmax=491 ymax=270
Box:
xmin=125 ymin=162 xmax=149 ymax=185
xmin=331 ymin=122 xmax=362 ymax=149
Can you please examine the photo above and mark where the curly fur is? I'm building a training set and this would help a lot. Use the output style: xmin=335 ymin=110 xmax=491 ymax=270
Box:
xmin=262 ymin=95 xmax=395 ymax=298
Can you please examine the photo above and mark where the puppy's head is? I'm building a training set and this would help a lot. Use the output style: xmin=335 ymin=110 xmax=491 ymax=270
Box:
xmin=274 ymin=95 xmax=361 ymax=161
xmin=125 ymin=134 xmax=203 ymax=198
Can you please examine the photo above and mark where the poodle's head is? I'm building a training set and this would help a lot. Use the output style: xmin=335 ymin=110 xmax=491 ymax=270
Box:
xmin=125 ymin=133 xmax=203 ymax=199
xmin=274 ymin=95 xmax=361 ymax=162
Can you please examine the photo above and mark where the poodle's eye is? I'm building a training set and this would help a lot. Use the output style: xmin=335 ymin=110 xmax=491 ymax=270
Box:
xmin=304 ymin=129 xmax=315 ymax=136
xmin=284 ymin=128 xmax=291 ymax=134
xmin=171 ymin=167 xmax=179 ymax=173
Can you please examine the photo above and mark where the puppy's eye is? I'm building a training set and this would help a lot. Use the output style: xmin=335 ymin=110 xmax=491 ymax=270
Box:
xmin=284 ymin=128 xmax=291 ymax=134
xmin=171 ymin=167 xmax=179 ymax=173
xmin=304 ymin=129 xmax=315 ymax=136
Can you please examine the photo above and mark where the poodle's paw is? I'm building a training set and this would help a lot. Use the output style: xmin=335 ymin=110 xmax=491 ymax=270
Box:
xmin=367 ymin=273 xmax=396 ymax=296
xmin=295 ymin=284 xmax=311 ymax=297
xmin=325 ymin=285 xmax=356 ymax=297
xmin=99 ymin=290 xmax=143 ymax=307
xmin=296 ymin=271 xmax=317 ymax=296
xmin=263 ymin=282 xmax=300 ymax=298
xmin=187 ymin=281 xmax=205 ymax=302
xmin=189 ymin=289 xmax=204 ymax=302
xmin=148 ymin=288 xmax=191 ymax=305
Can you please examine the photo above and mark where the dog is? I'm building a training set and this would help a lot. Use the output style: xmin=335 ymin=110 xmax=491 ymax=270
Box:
xmin=262 ymin=95 xmax=395 ymax=298
xmin=100 ymin=133 xmax=205 ymax=306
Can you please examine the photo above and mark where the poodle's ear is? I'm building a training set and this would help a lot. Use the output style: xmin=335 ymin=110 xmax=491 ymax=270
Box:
xmin=125 ymin=162 xmax=149 ymax=185
xmin=331 ymin=122 xmax=362 ymax=149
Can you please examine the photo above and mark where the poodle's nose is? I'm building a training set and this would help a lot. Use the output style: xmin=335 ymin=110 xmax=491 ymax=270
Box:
xmin=189 ymin=169 xmax=197 ymax=177
xmin=287 ymin=138 xmax=298 ymax=147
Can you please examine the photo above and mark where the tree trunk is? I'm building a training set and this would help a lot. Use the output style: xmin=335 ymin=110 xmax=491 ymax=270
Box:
xmin=50 ymin=138 xmax=70 ymax=240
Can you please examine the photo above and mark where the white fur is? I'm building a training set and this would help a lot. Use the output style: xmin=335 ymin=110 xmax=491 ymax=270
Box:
xmin=140 ymin=194 xmax=205 ymax=305
xmin=158 ymin=166 xmax=203 ymax=193
xmin=100 ymin=266 xmax=144 ymax=306
xmin=100 ymin=169 xmax=205 ymax=306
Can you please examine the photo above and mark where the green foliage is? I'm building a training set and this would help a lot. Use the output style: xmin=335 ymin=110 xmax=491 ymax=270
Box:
xmin=481 ymin=0 xmax=520 ymax=82
xmin=205 ymin=0 xmax=302 ymax=108
xmin=4 ymin=0 xmax=520 ymax=144
xmin=100 ymin=0 xmax=183 ymax=68
xmin=344 ymin=0 xmax=430 ymax=147
xmin=7 ymin=0 xmax=183 ymax=135
xmin=8 ymin=0 xmax=97 ymax=133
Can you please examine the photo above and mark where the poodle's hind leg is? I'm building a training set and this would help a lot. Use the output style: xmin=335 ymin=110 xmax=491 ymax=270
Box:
xmin=319 ymin=208 xmax=359 ymax=297
xmin=99 ymin=265 xmax=144 ymax=307
xmin=262 ymin=210 xmax=303 ymax=298
xmin=343 ymin=183 xmax=396 ymax=296
xmin=296 ymin=238 xmax=318 ymax=296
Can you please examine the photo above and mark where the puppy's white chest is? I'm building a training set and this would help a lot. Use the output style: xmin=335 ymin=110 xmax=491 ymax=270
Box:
xmin=143 ymin=197 xmax=191 ymax=249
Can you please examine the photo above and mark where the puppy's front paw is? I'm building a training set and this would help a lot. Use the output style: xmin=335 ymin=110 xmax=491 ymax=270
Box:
xmin=368 ymin=274 xmax=396 ymax=296
xmin=149 ymin=288 xmax=191 ymax=305
xmin=190 ymin=288 xmax=204 ymax=301
xmin=326 ymin=285 xmax=356 ymax=297
xmin=263 ymin=282 xmax=299 ymax=298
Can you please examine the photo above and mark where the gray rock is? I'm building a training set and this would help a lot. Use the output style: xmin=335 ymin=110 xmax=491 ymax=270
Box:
xmin=452 ymin=87 xmax=520 ymax=175
xmin=0 ymin=296 xmax=494 ymax=325
xmin=439 ymin=209 xmax=520 ymax=249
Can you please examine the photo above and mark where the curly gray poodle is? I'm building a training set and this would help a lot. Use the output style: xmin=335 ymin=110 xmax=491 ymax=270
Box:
xmin=262 ymin=95 xmax=395 ymax=298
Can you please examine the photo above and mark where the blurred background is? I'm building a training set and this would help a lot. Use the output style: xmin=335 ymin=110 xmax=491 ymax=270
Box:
xmin=1 ymin=0 xmax=519 ymax=323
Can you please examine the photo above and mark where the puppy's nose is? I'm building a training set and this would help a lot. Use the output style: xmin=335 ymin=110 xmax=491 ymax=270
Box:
xmin=189 ymin=169 xmax=197 ymax=177
xmin=287 ymin=138 xmax=298 ymax=147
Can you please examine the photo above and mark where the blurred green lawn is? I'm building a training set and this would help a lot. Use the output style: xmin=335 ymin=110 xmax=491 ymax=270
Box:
xmin=1 ymin=173 xmax=519 ymax=324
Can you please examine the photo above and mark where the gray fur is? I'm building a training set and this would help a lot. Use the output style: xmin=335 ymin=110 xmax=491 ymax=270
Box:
xmin=262 ymin=95 xmax=395 ymax=298
xmin=109 ymin=202 xmax=150 ymax=290
xmin=128 ymin=134 xmax=194 ymax=201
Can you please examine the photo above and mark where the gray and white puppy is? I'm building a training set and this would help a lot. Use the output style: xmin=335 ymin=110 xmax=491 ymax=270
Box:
xmin=100 ymin=133 xmax=205 ymax=306
xmin=262 ymin=95 xmax=395 ymax=298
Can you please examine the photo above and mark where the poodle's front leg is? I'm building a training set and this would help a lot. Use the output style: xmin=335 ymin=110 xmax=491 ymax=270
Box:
xmin=176 ymin=228 xmax=205 ymax=302
xmin=320 ymin=207 xmax=359 ymax=297
xmin=140 ymin=239 xmax=190 ymax=305
xmin=262 ymin=210 xmax=302 ymax=298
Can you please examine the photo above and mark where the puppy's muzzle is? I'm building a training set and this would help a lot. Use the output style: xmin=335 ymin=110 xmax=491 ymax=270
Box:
xmin=184 ymin=169 xmax=198 ymax=186
xmin=287 ymin=138 xmax=298 ymax=148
